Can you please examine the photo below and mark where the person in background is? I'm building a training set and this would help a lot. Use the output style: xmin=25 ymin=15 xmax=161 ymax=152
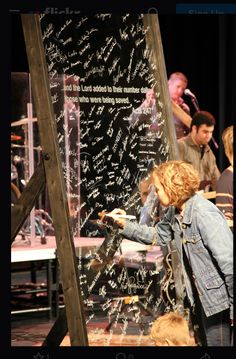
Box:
xmin=168 ymin=72 xmax=191 ymax=139
xmin=177 ymin=110 xmax=220 ymax=192
xmin=150 ymin=311 xmax=196 ymax=346
xmin=106 ymin=160 xmax=233 ymax=346
xmin=216 ymin=125 xmax=233 ymax=224
xmin=128 ymin=72 xmax=191 ymax=138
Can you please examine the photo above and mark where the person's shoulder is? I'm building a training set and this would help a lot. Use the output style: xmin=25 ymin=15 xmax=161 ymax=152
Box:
xmin=193 ymin=192 xmax=215 ymax=208
xmin=177 ymin=135 xmax=191 ymax=149
xmin=194 ymin=193 xmax=228 ymax=219
xmin=216 ymin=168 xmax=233 ymax=187
xmin=177 ymin=135 xmax=187 ymax=143
xmin=178 ymin=133 xmax=191 ymax=141
xmin=220 ymin=167 xmax=233 ymax=178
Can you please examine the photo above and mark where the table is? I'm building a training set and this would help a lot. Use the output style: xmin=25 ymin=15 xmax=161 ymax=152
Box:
xmin=11 ymin=236 xmax=163 ymax=317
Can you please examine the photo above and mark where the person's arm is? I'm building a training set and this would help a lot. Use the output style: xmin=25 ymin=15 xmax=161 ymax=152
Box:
xmin=128 ymin=108 xmax=142 ymax=126
xmin=128 ymin=94 xmax=155 ymax=127
xmin=109 ymin=206 xmax=175 ymax=247
xmin=171 ymin=100 xmax=191 ymax=127
xmin=128 ymin=106 xmax=153 ymax=126
xmin=180 ymin=101 xmax=190 ymax=115
xmin=139 ymin=185 xmax=159 ymax=225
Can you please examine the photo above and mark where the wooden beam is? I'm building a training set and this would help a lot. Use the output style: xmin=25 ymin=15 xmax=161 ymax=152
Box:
xmin=11 ymin=161 xmax=45 ymax=243
xmin=143 ymin=14 xmax=180 ymax=161
xmin=142 ymin=14 xmax=185 ymax=311
xmin=43 ymin=227 xmax=123 ymax=346
xmin=21 ymin=14 xmax=88 ymax=346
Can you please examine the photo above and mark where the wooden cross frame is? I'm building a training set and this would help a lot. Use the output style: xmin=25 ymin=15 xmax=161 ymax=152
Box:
xmin=11 ymin=13 xmax=184 ymax=347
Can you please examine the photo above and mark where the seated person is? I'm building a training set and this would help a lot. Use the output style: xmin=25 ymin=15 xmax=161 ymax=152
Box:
xmin=168 ymin=71 xmax=191 ymax=139
xmin=128 ymin=72 xmax=191 ymax=139
xmin=177 ymin=110 xmax=220 ymax=191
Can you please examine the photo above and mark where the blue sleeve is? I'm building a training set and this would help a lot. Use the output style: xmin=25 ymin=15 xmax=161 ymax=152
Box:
xmin=139 ymin=186 xmax=158 ymax=225
xmin=120 ymin=206 xmax=175 ymax=247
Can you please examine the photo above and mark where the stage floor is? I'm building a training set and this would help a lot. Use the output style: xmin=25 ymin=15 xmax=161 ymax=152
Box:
xmin=11 ymin=311 xmax=155 ymax=346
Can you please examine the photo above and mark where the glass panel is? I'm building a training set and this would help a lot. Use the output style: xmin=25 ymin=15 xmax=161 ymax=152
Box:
xmin=40 ymin=14 xmax=171 ymax=236
xmin=39 ymin=13 xmax=174 ymax=343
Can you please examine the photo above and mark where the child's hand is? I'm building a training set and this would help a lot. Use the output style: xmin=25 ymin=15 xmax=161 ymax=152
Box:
xmin=106 ymin=208 xmax=127 ymax=228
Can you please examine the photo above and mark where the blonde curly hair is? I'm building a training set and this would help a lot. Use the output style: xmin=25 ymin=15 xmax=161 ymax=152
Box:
xmin=152 ymin=160 xmax=200 ymax=207
xmin=150 ymin=311 xmax=195 ymax=346
xmin=222 ymin=125 xmax=233 ymax=166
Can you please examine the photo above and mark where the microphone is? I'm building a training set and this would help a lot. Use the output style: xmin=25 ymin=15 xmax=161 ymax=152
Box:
xmin=184 ymin=88 xmax=196 ymax=99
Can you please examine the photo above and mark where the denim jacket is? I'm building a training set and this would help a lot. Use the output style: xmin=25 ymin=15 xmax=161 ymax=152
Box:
xmin=120 ymin=193 xmax=233 ymax=319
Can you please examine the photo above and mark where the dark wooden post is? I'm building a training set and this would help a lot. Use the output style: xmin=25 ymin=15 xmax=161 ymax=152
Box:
xmin=21 ymin=14 xmax=88 ymax=346
xmin=143 ymin=14 xmax=185 ymax=310
xmin=143 ymin=14 xmax=180 ymax=160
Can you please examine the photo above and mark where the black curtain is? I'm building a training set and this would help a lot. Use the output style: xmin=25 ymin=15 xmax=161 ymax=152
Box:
xmin=159 ymin=14 xmax=236 ymax=171
xmin=12 ymin=14 xmax=236 ymax=171
xmin=218 ymin=16 xmax=236 ymax=170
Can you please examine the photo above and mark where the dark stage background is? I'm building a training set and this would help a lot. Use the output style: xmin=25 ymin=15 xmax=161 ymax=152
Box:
xmin=11 ymin=14 xmax=236 ymax=171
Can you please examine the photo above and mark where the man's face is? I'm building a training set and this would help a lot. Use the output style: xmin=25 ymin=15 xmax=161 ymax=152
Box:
xmin=168 ymin=79 xmax=187 ymax=102
xmin=152 ymin=175 xmax=170 ymax=207
xmin=192 ymin=124 xmax=214 ymax=145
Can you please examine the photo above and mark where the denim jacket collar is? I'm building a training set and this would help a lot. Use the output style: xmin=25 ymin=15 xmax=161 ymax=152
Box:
xmin=179 ymin=193 xmax=199 ymax=226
